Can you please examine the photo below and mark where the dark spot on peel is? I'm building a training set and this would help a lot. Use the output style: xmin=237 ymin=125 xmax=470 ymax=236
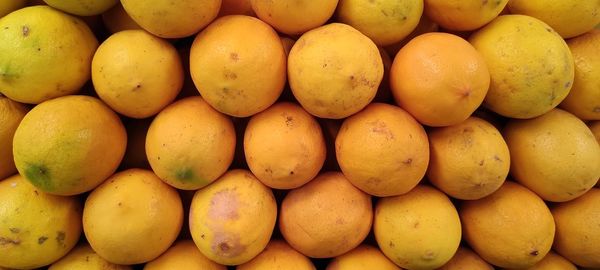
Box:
xmin=0 ymin=237 xmax=20 ymax=245
xmin=290 ymin=171 xmax=294 ymax=175
xmin=38 ymin=236 xmax=48 ymax=244
xmin=230 ymin=52 xmax=239 ymax=62
xmin=479 ymin=160 xmax=485 ymax=166
xmin=56 ymin=231 xmax=66 ymax=247
xmin=285 ymin=116 xmax=293 ymax=127
xmin=413 ymin=222 xmax=420 ymax=228
xmin=9 ymin=228 xmax=19 ymax=234
xmin=389 ymin=241 xmax=395 ymax=248
xmin=494 ymin=155 xmax=502 ymax=162
xmin=22 ymin=26 xmax=29 ymax=37
xmin=403 ymin=158 xmax=413 ymax=165
xmin=530 ymin=250 xmax=539 ymax=256
xmin=201 ymin=234 xmax=205 ymax=239
xmin=564 ymin=81 xmax=571 ymax=88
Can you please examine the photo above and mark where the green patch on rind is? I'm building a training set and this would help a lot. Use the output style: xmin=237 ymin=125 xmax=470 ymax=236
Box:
xmin=23 ymin=163 xmax=53 ymax=192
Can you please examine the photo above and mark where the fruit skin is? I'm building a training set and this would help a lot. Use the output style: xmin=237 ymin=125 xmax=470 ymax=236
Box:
xmin=146 ymin=96 xmax=236 ymax=190
xmin=503 ymin=109 xmax=600 ymax=202
xmin=0 ymin=0 xmax=26 ymax=18
xmin=390 ymin=32 xmax=490 ymax=126
xmin=560 ymin=29 xmax=600 ymax=120
xmin=189 ymin=169 xmax=277 ymax=266
xmin=0 ymin=174 xmax=82 ymax=269
xmin=92 ymin=30 xmax=183 ymax=119
xmin=427 ymin=117 xmax=509 ymax=200
xmin=326 ymin=245 xmax=401 ymax=270
xmin=507 ymin=0 xmax=600 ymax=38
xmin=469 ymin=15 xmax=574 ymax=119
xmin=552 ymin=188 xmax=600 ymax=268
xmin=374 ymin=185 xmax=462 ymax=270
xmin=49 ymin=244 xmax=132 ymax=270
xmin=251 ymin=0 xmax=338 ymax=35
xmin=336 ymin=0 xmax=424 ymax=46
xmin=13 ymin=95 xmax=127 ymax=196
xmin=244 ymin=102 xmax=326 ymax=189
xmin=335 ymin=103 xmax=429 ymax=197
xmin=43 ymin=0 xmax=117 ymax=16
xmin=0 ymin=96 xmax=27 ymax=180
xmin=83 ymin=169 xmax=183 ymax=265
xmin=190 ymin=15 xmax=286 ymax=117
xmin=144 ymin=240 xmax=226 ymax=270
xmin=279 ymin=172 xmax=372 ymax=258
xmin=525 ymin=251 xmax=577 ymax=270
xmin=424 ymin=0 xmax=508 ymax=31
xmin=590 ymin=121 xmax=600 ymax=187
xmin=0 ymin=6 xmax=98 ymax=104
xmin=460 ymin=181 xmax=555 ymax=269
xmin=237 ymin=239 xmax=315 ymax=270
xmin=120 ymin=0 xmax=221 ymax=38
xmin=437 ymin=246 xmax=493 ymax=270
xmin=288 ymin=23 xmax=383 ymax=119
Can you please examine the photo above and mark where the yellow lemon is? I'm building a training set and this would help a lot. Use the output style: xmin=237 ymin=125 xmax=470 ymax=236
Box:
xmin=560 ymin=29 xmax=600 ymax=120
xmin=92 ymin=30 xmax=183 ymax=119
xmin=0 ymin=175 xmax=82 ymax=269
xmin=43 ymin=0 xmax=117 ymax=16
xmin=13 ymin=95 xmax=127 ymax=196
xmin=251 ymin=0 xmax=338 ymax=35
xmin=83 ymin=169 xmax=183 ymax=265
xmin=374 ymin=185 xmax=462 ymax=269
xmin=288 ymin=23 xmax=383 ymax=119
xmin=508 ymin=0 xmax=600 ymax=38
xmin=469 ymin=15 xmax=574 ymax=119
xmin=0 ymin=6 xmax=98 ymax=104
xmin=189 ymin=169 xmax=277 ymax=266
xmin=120 ymin=0 xmax=221 ymax=38
xmin=336 ymin=0 xmax=424 ymax=46
xmin=424 ymin=0 xmax=508 ymax=31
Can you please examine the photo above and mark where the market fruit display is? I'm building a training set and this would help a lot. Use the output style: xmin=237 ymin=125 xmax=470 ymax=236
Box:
xmin=1 ymin=0 xmax=600 ymax=269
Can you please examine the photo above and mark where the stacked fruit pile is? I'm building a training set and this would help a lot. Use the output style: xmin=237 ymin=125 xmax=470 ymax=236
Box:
xmin=0 ymin=0 xmax=599 ymax=269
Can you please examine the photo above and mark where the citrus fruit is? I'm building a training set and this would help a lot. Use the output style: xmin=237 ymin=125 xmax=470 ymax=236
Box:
xmin=0 ymin=96 xmax=27 ymax=180
xmin=237 ymin=240 xmax=315 ymax=270
xmin=437 ymin=246 xmax=493 ymax=270
xmin=49 ymin=244 xmax=132 ymax=270
xmin=326 ymin=245 xmax=401 ymax=270
xmin=144 ymin=240 xmax=226 ymax=270
xmin=424 ymin=0 xmax=508 ymax=31
xmin=43 ymin=0 xmax=117 ymax=16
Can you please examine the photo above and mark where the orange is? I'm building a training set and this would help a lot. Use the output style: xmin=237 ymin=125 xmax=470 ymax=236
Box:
xmin=189 ymin=169 xmax=277 ymax=266
xmin=120 ymin=0 xmax=221 ymax=38
xmin=437 ymin=246 xmax=493 ymax=270
xmin=13 ymin=95 xmax=127 ymax=195
xmin=507 ymin=0 xmax=600 ymax=38
xmin=503 ymin=109 xmax=600 ymax=202
xmin=146 ymin=96 xmax=236 ymax=190
xmin=101 ymin=3 xmax=142 ymax=33
xmin=83 ymin=169 xmax=183 ymax=265
xmin=279 ymin=172 xmax=372 ymax=258
xmin=560 ymin=29 xmax=600 ymax=120
xmin=374 ymin=185 xmax=462 ymax=269
xmin=288 ymin=23 xmax=383 ymax=119
xmin=460 ymin=181 xmax=555 ymax=269
xmin=552 ymin=188 xmax=600 ymax=268
xmin=190 ymin=15 xmax=286 ymax=117
xmin=251 ymin=0 xmax=338 ymax=35
xmin=326 ymin=245 xmax=401 ymax=270
xmin=0 ymin=175 xmax=82 ymax=269
xmin=336 ymin=0 xmax=424 ymax=46
xmin=0 ymin=96 xmax=27 ymax=179
xmin=335 ymin=103 xmax=429 ymax=197
xmin=244 ymin=102 xmax=326 ymax=189
xmin=144 ymin=240 xmax=226 ymax=270
xmin=390 ymin=32 xmax=489 ymax=126
xmin=0 ymin=6 xmax=98 ymax=104
xmin=469 ymin=15 xmax=574 ymax=119
xmin=237 ymin=240 xmax=315 ymax=270
xmin=424 ymin=0 xmax=509 ymax=31
xmin=92 ymin=30 xmax=183 ymax=119
xmin=427 ymin=117 xmax=509 ymax=200
xmin=526 ymin=251 xmax=577 ymax=270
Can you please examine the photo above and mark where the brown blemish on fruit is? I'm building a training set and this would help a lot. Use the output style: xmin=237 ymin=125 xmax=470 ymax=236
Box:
xmin=413 ymin=222 xmax=420 ymax=228
xmin=22 ymin=26 xmax=29 ymax=36
xmin=494 ymin=155 xmax=502 ymax=162
xmin=422 ymin=250 xmax=436 ymax=260
xmin=389 ymin=241 xmax=395 ymax=248
xmin=208 ymin=189 xmax=239 ymax=220
xmin=230 ymin=53 xmax=239 ymax=62
xmin=9 ymin=228 xmax=20 ymax=234
xmin=0 ymin=237 xmax=20 ymax=245
xmin=38 ymin=236 xmax=48 ymax=244
xmin=403 ymin=158 xmax=413 ymax=165
xmin=479 ymin=160 xmax=485 ymax=166
xmin=212 ymin=233 xmax=245 ymax=258
xmin=530 ymin=250 xmax=539 ymax=256
xmin=370 ymin=120 xmax=394 ymax=139
xmin=56 ymin=231 xmax=66 ymax=247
